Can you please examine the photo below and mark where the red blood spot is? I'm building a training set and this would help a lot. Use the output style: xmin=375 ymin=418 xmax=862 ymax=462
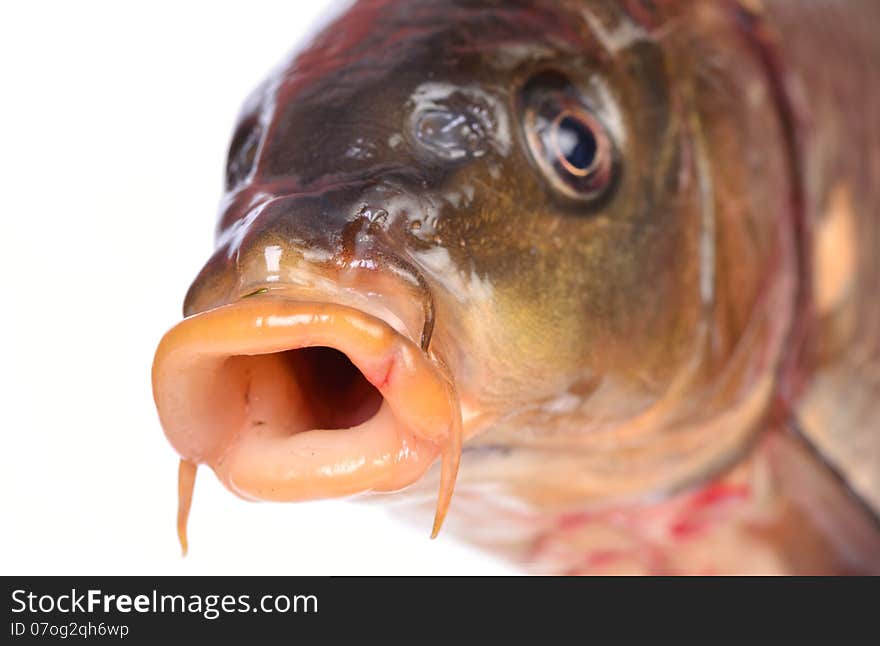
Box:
xmin=369 ymin=357 xmax=395 ymax=390
xmin=690 ymin=483 xmax=751 ymax=509
xmin=669 ymin=483 xmax=751 ymax=541
xmin=670 ymin=517 xmax=708 ymax=540
xmin=585 ymin=549 xmax=625 ymax=568
xmin=557 ymin=512 xmax=594 ymax=531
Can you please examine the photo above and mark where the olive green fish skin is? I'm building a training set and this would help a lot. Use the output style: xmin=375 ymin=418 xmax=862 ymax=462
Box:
xmin=180 ymin=0 xmax=880 ymax=572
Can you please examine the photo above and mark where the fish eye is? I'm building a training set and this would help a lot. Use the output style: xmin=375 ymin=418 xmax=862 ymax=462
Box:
xmin=226 ymin=117 xmax=262 ymax=188
xmin=520 ymin=74 xmax=617 ymax=204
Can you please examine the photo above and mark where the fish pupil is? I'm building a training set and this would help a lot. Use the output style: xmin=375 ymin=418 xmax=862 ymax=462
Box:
xmin=556 ymin=116 xmax=597 ymax=172
xmin=519 ymin=71 xmax=617 ymax=204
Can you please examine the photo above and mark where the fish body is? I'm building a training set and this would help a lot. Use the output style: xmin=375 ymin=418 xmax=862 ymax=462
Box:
xmin=152 ymin=0 xmax=880 ymax=574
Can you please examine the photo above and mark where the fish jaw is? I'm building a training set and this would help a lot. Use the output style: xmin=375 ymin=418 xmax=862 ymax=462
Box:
xmin=151 ymin=296 xmax=462 ymax=536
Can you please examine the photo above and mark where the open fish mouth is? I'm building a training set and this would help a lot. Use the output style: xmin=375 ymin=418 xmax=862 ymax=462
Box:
xmin=152 ymin=297 xmax=462 ymax=552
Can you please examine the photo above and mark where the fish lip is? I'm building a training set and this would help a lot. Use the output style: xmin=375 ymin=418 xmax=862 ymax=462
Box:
xmin=151 ymin=295 xmax=457 ymax=501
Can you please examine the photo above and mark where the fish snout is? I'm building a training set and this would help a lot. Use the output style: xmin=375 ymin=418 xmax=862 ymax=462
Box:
xmin=156 ymin=191 xmax=461 ymax=548
xmin=188 ymin=190 xmax=435 ymax=344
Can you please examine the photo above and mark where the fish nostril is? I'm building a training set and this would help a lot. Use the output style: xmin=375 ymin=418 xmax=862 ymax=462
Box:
xmin=226 ymin=116 xmax=263 ymax=189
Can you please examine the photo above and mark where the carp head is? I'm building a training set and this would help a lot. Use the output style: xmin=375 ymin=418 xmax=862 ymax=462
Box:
xmin=152 ymin=0 xmax=799 ymax=548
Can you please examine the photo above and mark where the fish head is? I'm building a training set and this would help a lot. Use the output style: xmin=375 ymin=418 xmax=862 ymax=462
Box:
xmin=153 ymin=0 xmax=801 ymax=533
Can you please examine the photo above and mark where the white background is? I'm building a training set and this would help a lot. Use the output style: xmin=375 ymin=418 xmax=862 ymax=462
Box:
xmin=1 ymin=1 xmax=513 ymax=575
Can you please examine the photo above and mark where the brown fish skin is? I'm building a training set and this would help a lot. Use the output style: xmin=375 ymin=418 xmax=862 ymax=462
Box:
xmin=153 ymin=0 xmax=880 ymax=574
xmin=761 ymin=0 xmax=880 ymax=525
